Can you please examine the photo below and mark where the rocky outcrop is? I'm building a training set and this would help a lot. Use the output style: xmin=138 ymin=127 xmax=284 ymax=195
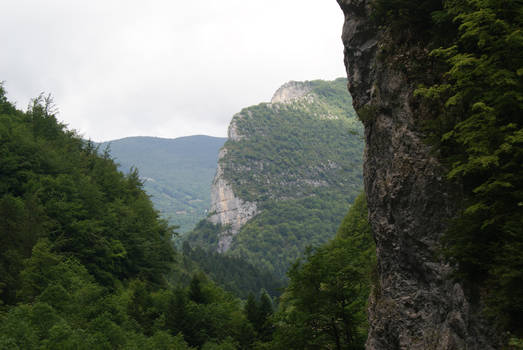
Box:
xmin=337 ymin=0 xmax=498 ymax=349
xmin=271 ymin=81 xmax=312 ymax=104
xmin=228 ymin=111 xmax=250 ymax=142
xmin=208 ymin=143 xmax=257 ymax=253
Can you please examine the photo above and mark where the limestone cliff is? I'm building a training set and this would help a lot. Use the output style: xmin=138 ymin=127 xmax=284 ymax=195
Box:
xmin=208 ymin=148 xmax=257 ymax=253
xmin=337 ymin=0 xmax=497 ymax=349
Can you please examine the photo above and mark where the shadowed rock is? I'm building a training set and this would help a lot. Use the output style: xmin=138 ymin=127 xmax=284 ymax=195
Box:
xmin=336 ymin=0 xmax=498 ymax=348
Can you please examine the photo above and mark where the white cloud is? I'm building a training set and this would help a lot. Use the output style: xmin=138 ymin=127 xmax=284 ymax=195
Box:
xmin=0 ymin=0 xmax=346 ymax=141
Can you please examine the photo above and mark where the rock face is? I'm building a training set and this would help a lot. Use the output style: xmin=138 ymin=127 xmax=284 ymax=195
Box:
xmin=337 ymin=0 xmax=498 ymax=349
xmin=208 ymin=142 xmax=257 ymax=253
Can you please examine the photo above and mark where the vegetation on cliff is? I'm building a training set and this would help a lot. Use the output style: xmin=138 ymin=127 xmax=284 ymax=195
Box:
xmin=230 ymin=192 xmax=356 ymax=277
xmin=376 ymin=0 xmax=523 ymax=336
xmin=221 ymin=78 xmax=361 ymax=203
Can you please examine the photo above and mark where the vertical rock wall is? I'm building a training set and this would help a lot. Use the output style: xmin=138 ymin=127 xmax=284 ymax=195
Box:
xmin=336 ymin=0 xmax=498 ymax=348
xmin=208 ymin=123 xmax=257 ymax=253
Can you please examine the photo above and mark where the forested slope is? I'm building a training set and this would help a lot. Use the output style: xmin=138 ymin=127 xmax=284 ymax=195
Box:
xmin=0 ymin=83 xmax=378 ymax=349
xmin=0 ymin=86 xmax=269 ymax=349
xmin=178 ymin=242 xmax=284 ymax=300
xmin=257 ymin=193 xmax=375 ymax=350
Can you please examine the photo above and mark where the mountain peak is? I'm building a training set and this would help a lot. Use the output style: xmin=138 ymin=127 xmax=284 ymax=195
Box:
xmin=270 ymin=81 xmax=312 ymax=104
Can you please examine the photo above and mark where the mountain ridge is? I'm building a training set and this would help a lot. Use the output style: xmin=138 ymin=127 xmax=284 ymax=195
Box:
xmin=99 ymin=135 xmax=226 ymax=233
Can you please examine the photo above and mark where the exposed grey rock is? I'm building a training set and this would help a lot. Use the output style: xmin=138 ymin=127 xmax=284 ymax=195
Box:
xmin=209 ymin=147 xmax=257 ymax=253
xmin=228 ymin=119 xmax=242 ymax=142
xmin=228 ymin=110 xmax=252 ymax=141
xmin=270 ymin=81 xmax=312 ymax=104
xmin=336 ymin=0 xmax=499 ymax=348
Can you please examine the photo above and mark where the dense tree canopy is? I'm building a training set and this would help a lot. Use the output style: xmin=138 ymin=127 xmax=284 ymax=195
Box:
xmin=180 ymin=242 xmax=284 ymax=299
xmin=266 ymin=193 xmax=375 ymax=350
xmin=413 ymin=0 xmax=523 ymax=334
xmin=0 ymin=86 xmax=259 ymax=349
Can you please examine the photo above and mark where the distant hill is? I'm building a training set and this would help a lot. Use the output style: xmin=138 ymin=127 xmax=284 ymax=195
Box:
xmin=100 ymin=135 xmax=227 ymax=233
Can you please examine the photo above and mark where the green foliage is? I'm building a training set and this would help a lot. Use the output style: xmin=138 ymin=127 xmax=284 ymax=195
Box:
xmin=220 ymin=85 xmax=362 ymax=203
xmin=180 ymin=242 xmax=284 ymax=299
xmin=100 ymin=136 xmax=226 ymax=234
xmin=188 ymin=273 xmax=208 ymax=304
xmin=231 ymin=191 xmax=358 ymax=278
xmin=243 ymin=292 xmax=274 ymax=344
xmin=266 ymin=193 xmax=374 ymax=350
xmin=309 ymin=78 xmax=358 ymax=119
xmin=372 ymin=0 xmax=451 ymax=44
xmin=369 ymin=0 xmax=522 ymax=337
xmin=0 ymin=92 xmax=176 ymax=293
xmin=186 ymin=220 xmax=221 ymax=248
xmin=256 ymin=293 xmax=274 ymax=342
xmin=413 ymin=0 xmax=523 ymax=334
xmin=245 ymin=294 xmax=258 ymax=324
xmin=509 ymin=337 xmax=523 ymax=349
xmin=0 ymin=87 xmax=261 ymax=349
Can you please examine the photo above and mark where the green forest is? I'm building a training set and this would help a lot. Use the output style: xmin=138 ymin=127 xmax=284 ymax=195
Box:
xmin=0 ymin=86 xmax=375 ymax=349
xmin=1 ymin=0 xmax=521 ymax=346
xmin=178 ymin=242 xmax=284 ymax=300
xmin=267 ymin=193 xmax=374 ymax=350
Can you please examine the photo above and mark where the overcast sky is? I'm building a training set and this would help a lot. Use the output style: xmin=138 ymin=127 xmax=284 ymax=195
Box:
xmin=1 ymin=0 xmax=346 ymax=142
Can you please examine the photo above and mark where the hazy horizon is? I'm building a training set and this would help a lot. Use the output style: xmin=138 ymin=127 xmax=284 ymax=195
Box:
xmin=99 ymin=133 xmax=228 ymax=143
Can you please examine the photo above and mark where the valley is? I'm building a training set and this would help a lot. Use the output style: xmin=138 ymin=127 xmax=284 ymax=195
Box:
xmin=99 ymin=135 xmax=226 ymax=234
xmin=1 ymin=0 xmax=521 ymax=347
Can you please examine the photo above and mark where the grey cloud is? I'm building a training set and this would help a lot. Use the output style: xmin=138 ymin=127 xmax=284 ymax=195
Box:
xmin=1 ymin=0 xmax=346 ymax=141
